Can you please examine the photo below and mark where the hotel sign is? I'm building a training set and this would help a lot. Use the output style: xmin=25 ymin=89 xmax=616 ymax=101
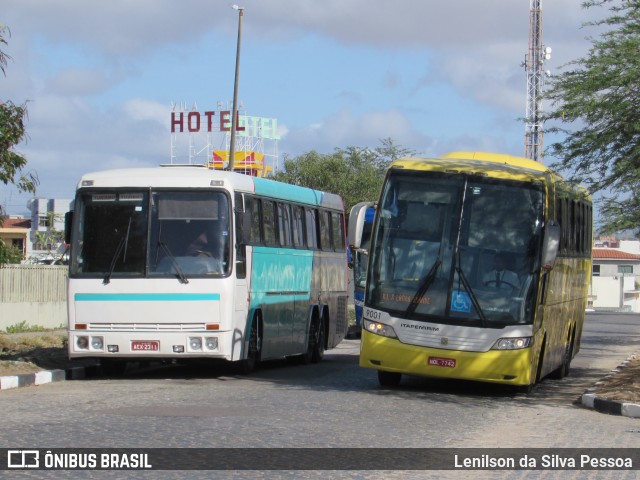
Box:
xmin=171 ymin=110 xmax=280 ymax=140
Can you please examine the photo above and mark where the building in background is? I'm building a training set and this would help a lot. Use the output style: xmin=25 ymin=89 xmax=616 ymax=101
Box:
xmin=26 ymin=198 xmax=72 ymax=263
xmin=0 ymin=217 xmax=31 ymax=257
xmin=590 ymin=240 xmax=640 ymax=312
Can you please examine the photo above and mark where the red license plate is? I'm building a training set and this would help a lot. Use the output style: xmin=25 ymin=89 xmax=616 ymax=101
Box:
xmin=131 ymin=340 xmax=159 ymax=351
xmin=428 ymin=356 xmax=456 ymax=368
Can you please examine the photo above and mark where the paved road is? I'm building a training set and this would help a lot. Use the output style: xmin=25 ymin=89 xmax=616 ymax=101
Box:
xmin=1 ymin=313 xmax=639 ymax=479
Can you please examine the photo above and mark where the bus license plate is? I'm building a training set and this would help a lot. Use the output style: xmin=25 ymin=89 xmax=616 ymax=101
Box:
xmin=131 ymin=341 xmax=159 ymax=351
xmin=428 ymin=356 xmax=456 ymax=368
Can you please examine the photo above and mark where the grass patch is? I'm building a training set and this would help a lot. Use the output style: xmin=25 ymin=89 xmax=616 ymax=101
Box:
xmin=0 ymin=334 xmax=66 ymax=353
xmin=2 ymin=321 xmax=65 ymax=334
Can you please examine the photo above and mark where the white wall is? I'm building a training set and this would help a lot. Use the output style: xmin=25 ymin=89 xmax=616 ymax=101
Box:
xmin=590 ymin=275 xmax=640 ymax=312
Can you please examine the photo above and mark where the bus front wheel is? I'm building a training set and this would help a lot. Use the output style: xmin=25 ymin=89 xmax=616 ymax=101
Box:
xmin=239 ymin=316 xmax=261 ymax=374
xmin=100 ymin=359 xmax=127 ymax=377
xmin=378 ymin=370 xmax=401 ymax=387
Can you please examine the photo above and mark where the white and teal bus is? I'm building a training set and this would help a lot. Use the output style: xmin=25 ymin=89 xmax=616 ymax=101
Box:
xmin=65 ymin=166 xmax=349 ymax=374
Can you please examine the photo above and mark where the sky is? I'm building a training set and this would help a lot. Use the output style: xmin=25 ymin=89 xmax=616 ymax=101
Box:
xmin=1 ymin=0 xmax=609 ymax=216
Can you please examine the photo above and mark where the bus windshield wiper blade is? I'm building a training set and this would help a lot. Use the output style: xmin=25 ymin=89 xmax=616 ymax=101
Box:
xmin=103 ymin=235 xmax=126 ymax=285
xmin=103 ymin=217 xmax=132 ymax=285
xmin=455 ymin=266 xmax=488 ymax=328
xmin=158 ymin=241 xmax=189 ymax=284
xmin=406 ymin=258 xmax=441 ymax=317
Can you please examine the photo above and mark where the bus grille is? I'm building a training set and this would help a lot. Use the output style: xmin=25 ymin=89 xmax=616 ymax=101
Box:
xmin=84 ymin=323 xmax=207 ymax=332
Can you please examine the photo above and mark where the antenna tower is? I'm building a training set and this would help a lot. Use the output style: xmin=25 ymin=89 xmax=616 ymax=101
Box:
xmin=524 ymin=0 xmax=551 ymax=163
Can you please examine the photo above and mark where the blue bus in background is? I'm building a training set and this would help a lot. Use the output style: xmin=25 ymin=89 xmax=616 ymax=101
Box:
xmin=348 ymin=202 xmax=375 ymax=338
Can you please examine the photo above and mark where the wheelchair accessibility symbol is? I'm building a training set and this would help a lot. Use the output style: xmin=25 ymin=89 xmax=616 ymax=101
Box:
xmin=451 ymin=290 xmax=472 ymax=313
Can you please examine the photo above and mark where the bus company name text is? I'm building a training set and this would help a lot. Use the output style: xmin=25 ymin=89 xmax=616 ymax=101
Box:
xmin=400 ymin=323 xmax=439 ymax=332
xmin=454 ymin=454 xmax=633 ymax=469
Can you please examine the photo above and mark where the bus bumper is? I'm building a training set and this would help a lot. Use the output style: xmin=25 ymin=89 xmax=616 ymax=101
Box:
xmin=68 ymin=329 xmax=237 ymax=362
xmin=360 ymin=332 xmax=534 ymax=386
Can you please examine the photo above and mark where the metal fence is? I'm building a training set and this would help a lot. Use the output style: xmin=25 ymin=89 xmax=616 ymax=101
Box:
xmin=0 ymin=265 xmax=67 ymax=303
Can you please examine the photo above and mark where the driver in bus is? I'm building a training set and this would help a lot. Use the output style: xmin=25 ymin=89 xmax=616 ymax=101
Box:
xmin=186 ymin=231 xmax=213 ymax=257
xmin=482 ymin=252 xmax=519 ymax=290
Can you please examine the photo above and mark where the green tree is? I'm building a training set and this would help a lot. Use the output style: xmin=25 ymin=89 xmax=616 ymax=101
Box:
xmin=0 ymin=25 xmax=37 ymax=194
xmin=273 ymin=139 xmax=414 ymax=214
xmin=542 ymin=0 xmax=640 ymax=234
xmin=0 ymin=238 xmax=23 ymax=264
xmin=1 ymin=25 xmax=38 ymax=265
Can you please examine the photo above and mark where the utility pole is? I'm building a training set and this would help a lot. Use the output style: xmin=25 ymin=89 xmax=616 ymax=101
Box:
xmin=229 ymin=5 xmax=244 ymax=171
xmin=524 ymin=0 xmax=551 ymax=163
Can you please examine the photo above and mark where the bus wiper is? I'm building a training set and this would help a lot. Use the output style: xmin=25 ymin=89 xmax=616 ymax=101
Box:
xmin=103 ymin=235 xmax=126 ymax=285
xmin=406 ymin=258 xmax=441 ymax=317
xmin=103 ymin=217 xmax=132 ymax=285
xmin=455 ymin=266 xmax=488 ymax=328
xmin=158 ymin=241 xmax=189 ymax=284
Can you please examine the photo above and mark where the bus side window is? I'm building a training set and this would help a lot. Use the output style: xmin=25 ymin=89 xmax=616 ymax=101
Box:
xmin=263 ymin=200 xmax=277 ymax=246
xmin=319 ymin=210 xmax=331 ymax=251
xmin=305 ymin=208 xmax=318 ymax=250
xmin=331 ymin=212 xmax=345 ymax=252
xmin=292 ymin=205 xmax=304 ymax=248
xmin=278 ymin=203 xmax=292 ymax=247
xmin=235 ymin=193 xmax=246 ymax=278
xmin=249 ymin=197 xmax=262 ymax=244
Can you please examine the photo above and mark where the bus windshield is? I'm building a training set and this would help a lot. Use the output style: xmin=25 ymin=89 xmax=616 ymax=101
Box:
xmin=366 ymin=171 xmax=545 ymax=327
xmin=70 ymin=190 xmax=231 ymax=278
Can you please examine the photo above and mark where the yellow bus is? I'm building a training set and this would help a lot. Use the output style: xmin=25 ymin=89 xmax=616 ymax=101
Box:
xmin=348 ymin=152 xmax=592 ymax=391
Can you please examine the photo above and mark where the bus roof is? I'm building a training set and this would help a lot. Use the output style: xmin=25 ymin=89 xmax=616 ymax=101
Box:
xmin=75 ymin=166 xmax=343 ymax=210
xmin=390 ymin=151 xmax=553 ymax=183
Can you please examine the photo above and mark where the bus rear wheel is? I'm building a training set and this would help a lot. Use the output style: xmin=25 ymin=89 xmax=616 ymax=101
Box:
xmin=550 ymin=335 xmax=574 ymax=380
xmin=378 ymin=370 xmax=401 ymax=387
xmin=311 ymin=314 xmax=325 ymax=363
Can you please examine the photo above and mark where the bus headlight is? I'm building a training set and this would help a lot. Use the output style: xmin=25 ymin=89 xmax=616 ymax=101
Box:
xmin=91 ymin=336 xmax=104 ymax=350
xmin=76 ymin=336 xmax=89 ymax=350
xmin=492 ymin=337 xmax=532 ymax=350
xmin=205 ymin=337 xmax=218 ymax=350
xmin=364 ymin=319 xmax=397 ymax=339
xmin=189 ymin=337 xmax=202 ymax=351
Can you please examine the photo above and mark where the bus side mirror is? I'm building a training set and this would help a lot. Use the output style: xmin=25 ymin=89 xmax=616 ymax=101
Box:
xmin=348 ymin=202 xmax=374 ymax=250
xmin=541 ymin=222 xmax=560 ymax=270
xmin=64 ymin=211 xmax=73 ymax=245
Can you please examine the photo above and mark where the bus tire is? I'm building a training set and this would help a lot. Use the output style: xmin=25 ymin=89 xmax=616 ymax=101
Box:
xmin=378 ymin=370 xmax=401 ymax=387
xmin=300 ymin=311 xmax=318 ymax=365
xmin=550 ymin=330 xmax=574 ymax=380
xmin=100 ymin=359 xmax=127 ymax=377
xmin=239 ymin=315 xmax=261 ymax=374
xmin=311 ymin=312 xmax=326 ymax=363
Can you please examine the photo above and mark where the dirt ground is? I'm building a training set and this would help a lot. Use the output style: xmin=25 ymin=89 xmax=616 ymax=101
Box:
xmin=584 ymin=353 xmax=640 ymax=403
xmin=1 ymin=332 xmax=639 ymax=404
xmin=0 ymin=331 xmax=94 ymax=376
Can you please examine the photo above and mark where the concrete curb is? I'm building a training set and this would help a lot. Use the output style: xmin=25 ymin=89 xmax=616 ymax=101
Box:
xmin=0 ymin=364 xmax=100 ymax=391
xmin=581 ymin=354 xmax=640 ymax=418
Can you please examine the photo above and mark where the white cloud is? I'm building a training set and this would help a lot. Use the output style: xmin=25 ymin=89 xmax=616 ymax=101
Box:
xmin=0 ymin=0 xmax=616 ymax=217
xmin=46 ymin=68 xmax=110 ymax=96
xmin=282 ymin=108 xmax=434 ymax=155
xmin=122 ymin=99 xmax=169 ymax=125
